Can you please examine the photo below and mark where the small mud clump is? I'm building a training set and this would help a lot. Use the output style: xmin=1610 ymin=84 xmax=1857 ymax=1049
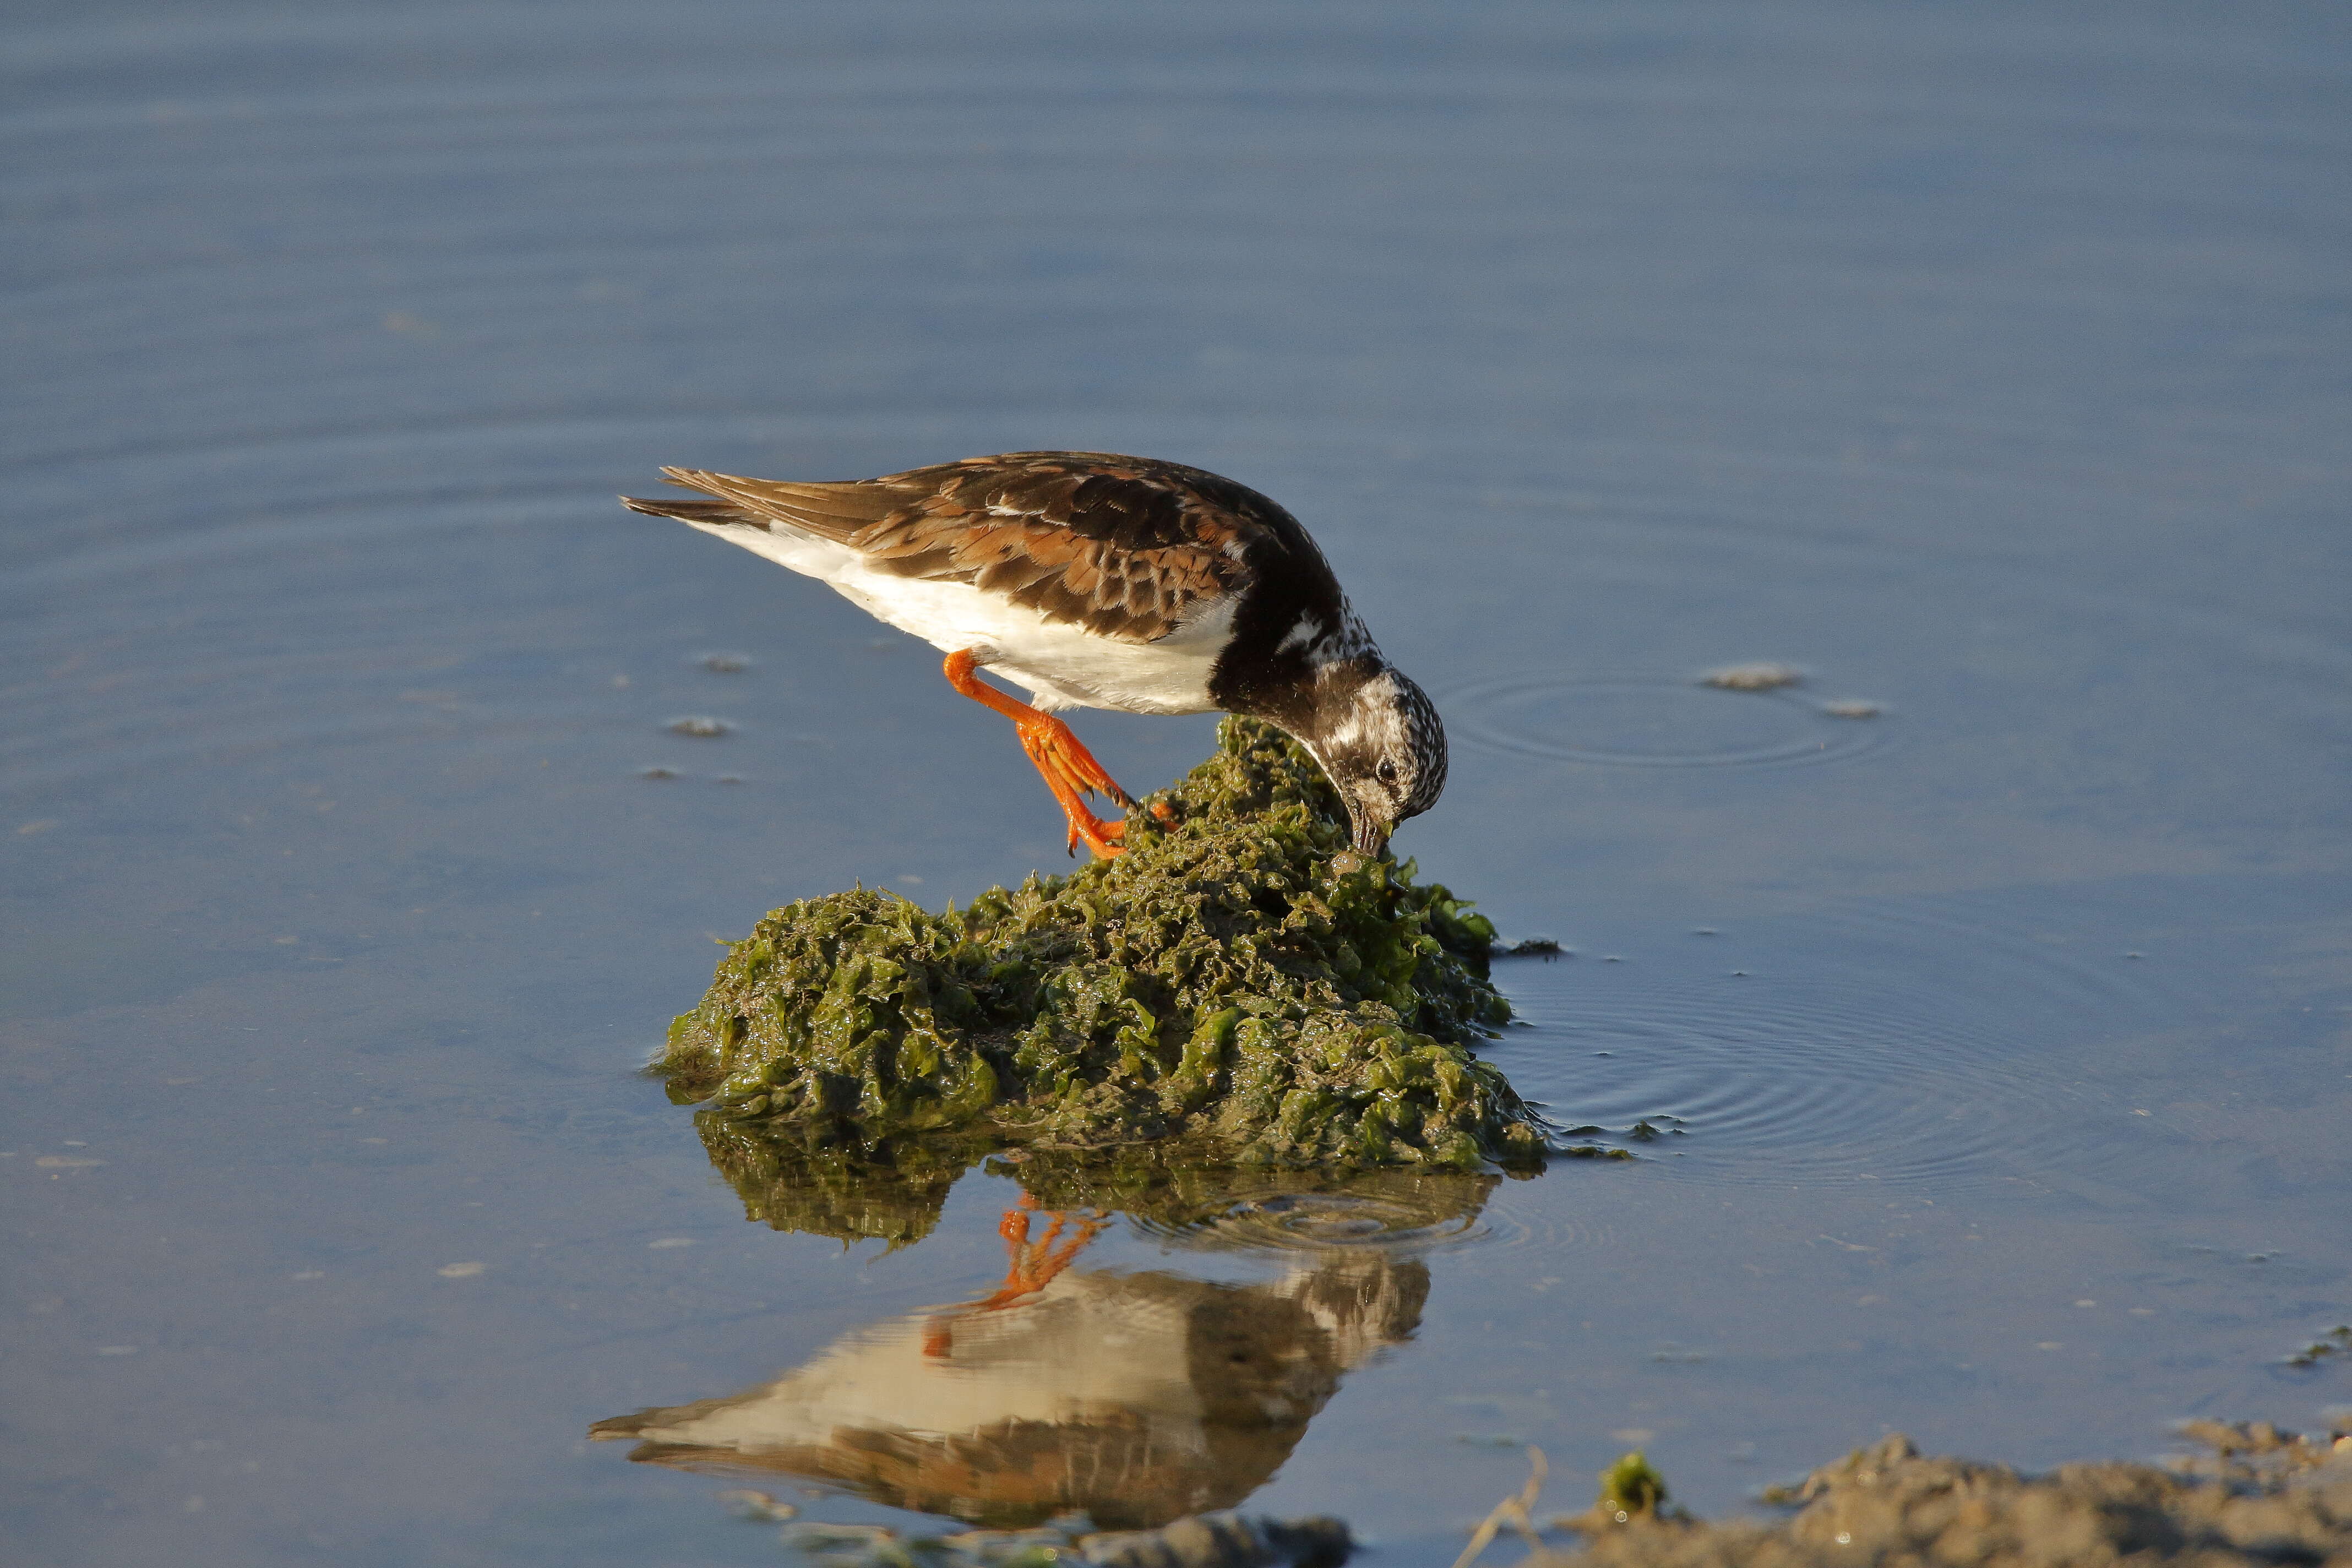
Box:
xmin=658 ymin=718 xmax=1544 ymax=1169
xmin=1504 ymin=1423 xmax=2352 ymax=1568
xmin=744 ymin=1511 xmax=1349 ymax=1568
xmin=1700 ymin=662 xmax=1804 ymax=692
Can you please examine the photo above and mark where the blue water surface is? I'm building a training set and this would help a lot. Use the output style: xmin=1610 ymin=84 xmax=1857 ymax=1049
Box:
xmin=3 ymin=3 xmax=2348 ymax=1565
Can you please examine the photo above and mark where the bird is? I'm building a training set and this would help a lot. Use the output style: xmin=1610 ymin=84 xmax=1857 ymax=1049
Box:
xmin=620 ymin=451 xmax=1446 ymax=860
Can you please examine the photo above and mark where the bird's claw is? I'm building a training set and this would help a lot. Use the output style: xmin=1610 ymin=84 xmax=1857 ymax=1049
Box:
xmin=1060 ymin=798 xmax=1175 ymax=858
xmin=1065 ymin=811 xmax=1126 ymax=859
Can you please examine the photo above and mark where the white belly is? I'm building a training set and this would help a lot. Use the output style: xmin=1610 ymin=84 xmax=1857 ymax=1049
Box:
xmin=689 ymin=518 xmax=1231 ymax=714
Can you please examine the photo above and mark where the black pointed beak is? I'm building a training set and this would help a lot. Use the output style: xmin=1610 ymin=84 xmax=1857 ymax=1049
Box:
xmin=1350 ymin=808 xmax=1390 ymax=859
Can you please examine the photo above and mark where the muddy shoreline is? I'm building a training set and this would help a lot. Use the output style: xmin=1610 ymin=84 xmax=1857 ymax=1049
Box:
xmin=1487 ymin=1420 xmax=2352 ymax=1568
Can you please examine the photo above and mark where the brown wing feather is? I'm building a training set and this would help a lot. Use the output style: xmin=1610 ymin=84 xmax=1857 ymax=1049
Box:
xmin=652 ymin=453 xmax=1294 ymax=643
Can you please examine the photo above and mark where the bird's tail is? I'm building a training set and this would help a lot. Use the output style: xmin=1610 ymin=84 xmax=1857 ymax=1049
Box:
xmin=618 ymin=493 xmax=770 ymax=528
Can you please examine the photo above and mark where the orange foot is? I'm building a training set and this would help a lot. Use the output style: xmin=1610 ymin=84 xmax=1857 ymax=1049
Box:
xmin=944 ymin=649 xmax=1169 ymax=859
xmin=1053 ymin=798 xmax=1180 ymax=857
xmin=1014 ymin=709 xmax=1133 ymax=858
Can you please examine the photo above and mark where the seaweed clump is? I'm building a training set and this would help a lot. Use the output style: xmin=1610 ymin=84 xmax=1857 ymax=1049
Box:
xmin=658 ymin=717 xmax=1544 ymax=1170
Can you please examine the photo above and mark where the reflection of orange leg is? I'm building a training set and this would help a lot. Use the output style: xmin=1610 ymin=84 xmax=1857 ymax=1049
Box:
xmin=978 ymin=1196 xmax=1108 ymax=1308
xmin=921 ymin=1194 xmax=1108 ymax=1358
xmin=943 ymin=650 xmax=1134 ymax=858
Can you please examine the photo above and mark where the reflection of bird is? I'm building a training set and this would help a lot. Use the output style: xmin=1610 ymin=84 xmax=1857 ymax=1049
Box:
xmin=622 ymin=451 xmax=1446 ymax=858
xmin=590 ymin=1243 xmax=1428 ymax=1531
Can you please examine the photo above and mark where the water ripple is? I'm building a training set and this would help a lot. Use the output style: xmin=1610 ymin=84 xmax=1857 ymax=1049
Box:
xmin=1135 ymin=1172 xmax=1498 ymax=1255
xmin=1487 ymin=905 xmax=2176 ymax=1194
xmin=1444 ymin=671 xmax=1894 ymax=770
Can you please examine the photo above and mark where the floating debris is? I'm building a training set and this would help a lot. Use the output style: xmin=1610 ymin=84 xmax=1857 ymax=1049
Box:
xmin=717 ymin=1488 xmax=796 ymax=1522
xmin=699 ymin=652 xmax=752 ymax=673
xmin=1085 ymin=1512 xmax=1352 ymax=1568
xmin=773 ymin=1521 xmax=900 ymax=1561
xmin=658 ymin=719 xmax=1545 ymax=1170
xmin=667 ymin=715 xmax=732 ymax=737
xmin=1698 ymin=662 xmax=1803 ymax=692
xmin=1496 ymin=938 xmax=1565 ymax=960
xmin=2284 ymin=1325 xmax=2352 ymax=1368
xmin=1820 ymin=699 xmax=1882 ymax=719
xmin=1451 ymin=1447 xmax=1556 ymax=1568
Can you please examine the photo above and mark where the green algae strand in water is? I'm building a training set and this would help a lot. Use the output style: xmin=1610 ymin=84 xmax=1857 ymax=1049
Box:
xmin=658 ymin=717 xmax=1545 ymax=1170
xmin=1596 ymin=1451 xmax=1670 ymax=1516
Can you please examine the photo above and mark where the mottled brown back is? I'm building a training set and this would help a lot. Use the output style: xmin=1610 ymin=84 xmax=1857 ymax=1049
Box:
xmin=646 ymin=451 xmax=1307 ymax=643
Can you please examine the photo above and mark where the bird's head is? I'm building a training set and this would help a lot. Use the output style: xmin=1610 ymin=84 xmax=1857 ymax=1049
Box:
xmin=1302 ymin=664 xmax=1449 ymax=858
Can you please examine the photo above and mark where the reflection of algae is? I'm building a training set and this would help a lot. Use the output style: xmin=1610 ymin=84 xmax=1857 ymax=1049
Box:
xmin=998 ymin=1148 xmax=1507 ymax=1246
xmin=694 ymin=1113 xmax=981 ymax=1248
xmin=695 ymin=1109 xmax=1510 ymax=1250
xmin=661 ymin=718 xmax=1544 ymax=1170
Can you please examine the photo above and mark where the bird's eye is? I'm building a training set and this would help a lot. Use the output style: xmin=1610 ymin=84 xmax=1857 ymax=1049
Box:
xmin=1376 ymin=759 xmax=1399 ymax=785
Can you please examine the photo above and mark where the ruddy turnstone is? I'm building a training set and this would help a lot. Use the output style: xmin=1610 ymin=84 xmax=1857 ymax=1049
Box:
xmin=621 ymin=451 xmax=1445 ymax=859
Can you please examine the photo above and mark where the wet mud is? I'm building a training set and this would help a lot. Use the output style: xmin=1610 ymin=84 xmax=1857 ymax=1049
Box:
xmin=658 ymin=718 xmax=1546 ymax=1169
xmin=1490 ymin=1422 xmax=2352 ymax=1568
xmin=717 ymin=1509 xmax=1350 ymax=1568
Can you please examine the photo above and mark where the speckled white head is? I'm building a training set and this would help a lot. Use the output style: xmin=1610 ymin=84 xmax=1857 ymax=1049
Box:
xmin=1300 ymin=663 xmax=1449 ymax=856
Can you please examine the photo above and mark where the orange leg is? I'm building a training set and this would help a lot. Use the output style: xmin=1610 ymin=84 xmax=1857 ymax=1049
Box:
xmin=921 ymin=1195 xmax=1108 ymax=1358
xmin=944 ymin=649 xmax=1136 ymax=858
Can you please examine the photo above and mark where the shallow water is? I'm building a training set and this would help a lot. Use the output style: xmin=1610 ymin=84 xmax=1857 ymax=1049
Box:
xmin=4 ymin=2 xmax=2349 ymax=1564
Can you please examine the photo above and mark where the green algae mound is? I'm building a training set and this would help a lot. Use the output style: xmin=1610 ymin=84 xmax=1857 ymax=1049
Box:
xmin=659 ymin=717 xmax=1546 ymax=1170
